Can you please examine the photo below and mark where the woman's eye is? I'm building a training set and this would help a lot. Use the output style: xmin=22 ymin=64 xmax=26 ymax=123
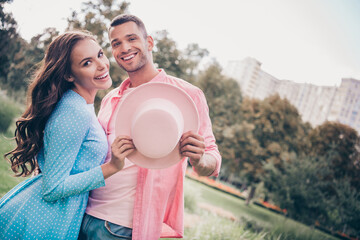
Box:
xmin=98 ymin=51 xmax=104 ymax=58
xmin=83 ymin=60 xmax=91 ymax=66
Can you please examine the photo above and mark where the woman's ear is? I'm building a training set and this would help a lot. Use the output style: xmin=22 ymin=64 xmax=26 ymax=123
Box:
xmin=65 ymin=75 xmax=74 ymax=82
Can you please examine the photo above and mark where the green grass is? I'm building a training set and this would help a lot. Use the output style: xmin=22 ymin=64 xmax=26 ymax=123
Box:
xmin=0 ymin=124 xmax=29 ymax=198
xmin=183 ymin=178 xmax=339 ymax=240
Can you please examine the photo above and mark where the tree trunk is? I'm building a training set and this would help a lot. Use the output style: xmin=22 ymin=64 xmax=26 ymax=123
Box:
xmin=245 ymin=186 xmax=256 ymax=205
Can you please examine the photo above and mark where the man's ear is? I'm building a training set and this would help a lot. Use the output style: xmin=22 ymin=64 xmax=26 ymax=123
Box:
xmin=147 ymin=35 xmax=154 ymax=51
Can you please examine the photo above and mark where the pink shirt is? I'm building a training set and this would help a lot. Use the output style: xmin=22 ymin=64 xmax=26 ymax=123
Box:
xmin=87 ymin=70 xmax=221 ymax=240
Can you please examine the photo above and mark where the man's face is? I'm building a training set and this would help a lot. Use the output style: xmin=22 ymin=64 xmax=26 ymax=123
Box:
xmin=109 ymin=21 xmax=153 ymax=73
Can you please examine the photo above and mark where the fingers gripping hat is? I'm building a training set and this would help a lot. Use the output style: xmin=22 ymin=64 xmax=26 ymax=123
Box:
xmin=115 ymin=82 xmax=200 ymax=169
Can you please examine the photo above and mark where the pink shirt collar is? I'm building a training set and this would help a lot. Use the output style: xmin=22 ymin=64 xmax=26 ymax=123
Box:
xmin=117 ymin=69 xmax=166 ymax=96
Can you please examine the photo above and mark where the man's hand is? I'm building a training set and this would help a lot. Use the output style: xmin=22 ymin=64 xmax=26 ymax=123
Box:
xmin=179 ymin=131 xmax=205 ymax=167
xmin=180 ymin=131 xmax=217 ymax=176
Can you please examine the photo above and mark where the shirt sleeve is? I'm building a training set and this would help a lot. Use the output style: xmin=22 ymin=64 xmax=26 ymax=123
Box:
xmin=41 ymin=106 xmax=105 ymax=202
xmin=193 ymin=89 xmax=222 ymax=177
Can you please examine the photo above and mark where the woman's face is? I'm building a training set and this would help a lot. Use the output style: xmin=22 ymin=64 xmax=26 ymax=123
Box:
xmin=67 ymin=38 xmax=112 ymax=103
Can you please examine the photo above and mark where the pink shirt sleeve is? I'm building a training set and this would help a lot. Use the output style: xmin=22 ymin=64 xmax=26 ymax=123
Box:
xmin=192 ymin=88 xmax=222 ymax=177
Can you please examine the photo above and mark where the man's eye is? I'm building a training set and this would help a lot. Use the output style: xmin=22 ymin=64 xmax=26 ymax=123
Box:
xmin=99 ymin=51 xmax=104 ymax=57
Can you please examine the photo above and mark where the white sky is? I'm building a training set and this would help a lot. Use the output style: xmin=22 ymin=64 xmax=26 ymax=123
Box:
xmin=4 ymin=0 xmax=360 ymax=86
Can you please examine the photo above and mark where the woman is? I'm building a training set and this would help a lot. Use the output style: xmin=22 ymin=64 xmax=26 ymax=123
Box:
xmin=0 ymin=30 xmax=135 ymax=239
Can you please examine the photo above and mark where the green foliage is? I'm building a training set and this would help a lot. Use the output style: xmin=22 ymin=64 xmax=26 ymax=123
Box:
xmin=0 ymin=1 xmax=20 ymax=92
xmin=308 ymin=121 xmax=360 ymax=190
xmin=0 ymin=96 xmax=21 ymax=132
xmin=263 ymin=155 xmax=360 ymax=237
xmin=0 ymin=120 xmax=28 ymax=198
xmin=242 ymin=94 xmax=310 ymax=158
xmin=195 ymin=63 xmax=246 ymax=179
xmin=264 ymin=156 xmax=333 ymax=224
xmin=153 ymin=30 xmax=209 ymax=82
xmin=227 ymin=94 xmax=310 ymax=191
xmin=153 ymin=30 xmax=184 ymax=78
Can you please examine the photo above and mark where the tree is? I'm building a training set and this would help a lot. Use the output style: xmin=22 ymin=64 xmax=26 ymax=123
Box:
xmin=153 ymin=30 xmax=209 ymax=83
xmin=152 ymin=30 xmax=185 ymax=79
xmin=308 ymin=121 xmax=360 ymax=190
xmin=242 ymin=94 xmax=310 ymax=169
xmin=235 ymin=94 xmax=311 ymax=203
xmin=181 ymin=43 xmax=209 ymax=83
xmin=0 ymin=0 xmax=19 ymax=91
xmin=0 ymin=1 xmax=59 ymax=99
xmin=4 ymin=28 xmax=59 ymax=101
xmin=264 ymin=154 xmax=360 ymax=237
xmin=264 ymin=155 xmax=336 ymax=224
xmin=196 ymin=63 xmax=247 ymax=185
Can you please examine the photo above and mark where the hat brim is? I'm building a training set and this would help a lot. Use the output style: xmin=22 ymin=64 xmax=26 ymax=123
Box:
xmin=114 ymin=82 xmax=200 ymax=169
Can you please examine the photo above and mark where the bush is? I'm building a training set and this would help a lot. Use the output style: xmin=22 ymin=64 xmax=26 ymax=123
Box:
xmin=0 ymin=95 xmax=20 ymax=133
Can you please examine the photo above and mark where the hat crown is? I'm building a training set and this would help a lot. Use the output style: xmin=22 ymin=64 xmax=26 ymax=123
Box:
xmin=131 ymin=98 xmax=184 ymax=159
xmin=115 ymin=82 xmax=199 ymax=169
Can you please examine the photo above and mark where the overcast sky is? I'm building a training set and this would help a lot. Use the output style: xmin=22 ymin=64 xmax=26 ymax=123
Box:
xmin=5 ymin=0 xmax=360 ymax=87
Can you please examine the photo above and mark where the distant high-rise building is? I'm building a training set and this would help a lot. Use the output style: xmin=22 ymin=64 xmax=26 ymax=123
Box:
xmin=223 ymin=58 xmax=359 ymax=132
xmin=327 ymin=78 xmax=360 ymax=132
xmin=223 ymin=57 xmax=279 ymax=99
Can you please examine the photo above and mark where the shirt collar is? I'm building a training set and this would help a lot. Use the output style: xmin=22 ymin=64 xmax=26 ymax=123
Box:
xmin=117 ymin=69 xmax=167 ymax=96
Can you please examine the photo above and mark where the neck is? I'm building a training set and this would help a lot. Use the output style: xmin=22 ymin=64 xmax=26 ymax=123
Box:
xmin=128 ymin=63 xmax=159 ymax=88
xmin=72 ymin=88 xmax=96 ymax=104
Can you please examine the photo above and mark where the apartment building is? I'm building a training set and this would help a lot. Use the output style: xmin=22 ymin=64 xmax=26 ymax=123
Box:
xmin=327 ymin=78 xmax=360 ymax=131
xmin=223 ymin=58 xmax=358 ymax=133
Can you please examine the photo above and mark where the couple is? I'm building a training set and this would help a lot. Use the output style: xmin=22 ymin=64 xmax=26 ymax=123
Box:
xmin=0 ymin=14 xmax=221 ymax=240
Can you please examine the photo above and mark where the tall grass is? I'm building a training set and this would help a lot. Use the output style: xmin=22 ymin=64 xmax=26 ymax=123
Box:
xmin=0 ymin=124 xmax=28 ymax=198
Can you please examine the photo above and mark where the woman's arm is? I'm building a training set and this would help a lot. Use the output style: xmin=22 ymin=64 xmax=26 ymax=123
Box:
xmin=41 ymin=107 xmax=104 ymax=202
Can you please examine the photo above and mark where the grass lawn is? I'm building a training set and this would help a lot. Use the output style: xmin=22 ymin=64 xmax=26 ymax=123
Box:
xmin=182 ymin=177 xmax=339 ymax=240
xmin=0 ymin=129 xmax=28 ymax=198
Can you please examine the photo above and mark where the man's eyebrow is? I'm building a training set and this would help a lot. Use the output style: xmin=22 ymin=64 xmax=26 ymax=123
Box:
xmin=126 ymin=34 xmax=138 ymax=38
xmin=111 ymin=33 xmax=140 ymax=45
xmin=111 ymin=38 xmax=119 ymax=45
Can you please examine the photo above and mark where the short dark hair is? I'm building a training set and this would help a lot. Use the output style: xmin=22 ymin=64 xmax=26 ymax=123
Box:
xmin=110 ymin=14 xmax=148 ymax=39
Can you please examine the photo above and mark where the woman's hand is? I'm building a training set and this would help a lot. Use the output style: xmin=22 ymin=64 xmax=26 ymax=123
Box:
xmin=102 ymin=135 xmax=135 ymax=179
xmin=110 ymin=135 xmax=135 ymax=170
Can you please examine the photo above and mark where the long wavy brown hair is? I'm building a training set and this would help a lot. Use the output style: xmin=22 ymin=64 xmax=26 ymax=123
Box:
xmin=5 ymin=30 xmax=96 ymax=177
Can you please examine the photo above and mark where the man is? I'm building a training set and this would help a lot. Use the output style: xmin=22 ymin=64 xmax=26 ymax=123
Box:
xmin=79 ymin=14 xmax=221 ymax=240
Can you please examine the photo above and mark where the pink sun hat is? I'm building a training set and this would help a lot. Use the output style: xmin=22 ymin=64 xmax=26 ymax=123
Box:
xmin=114 ymin=82 xmax=200 ymax=169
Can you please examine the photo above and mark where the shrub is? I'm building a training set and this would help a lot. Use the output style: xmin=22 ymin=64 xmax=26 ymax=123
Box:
xmin=0 ymin=95 xmax=20 ymax=133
